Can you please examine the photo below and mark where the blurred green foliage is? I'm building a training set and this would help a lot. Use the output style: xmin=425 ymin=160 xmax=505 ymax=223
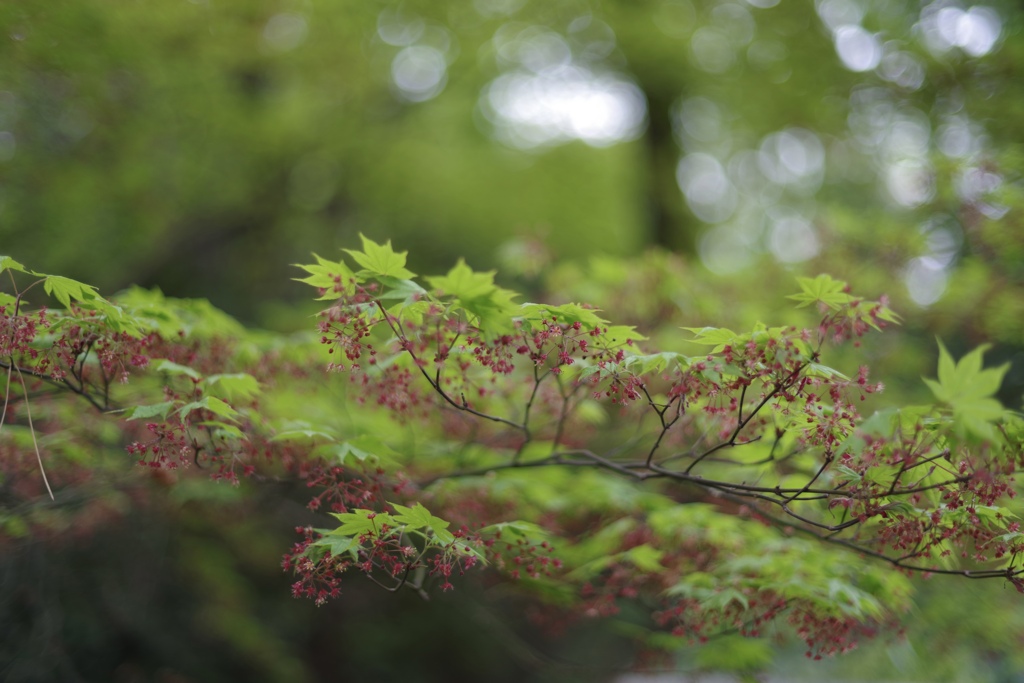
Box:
xmin=3 ymin=0 xmax=1024 ymax=680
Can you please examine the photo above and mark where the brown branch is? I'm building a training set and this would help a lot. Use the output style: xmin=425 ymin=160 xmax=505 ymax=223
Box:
xmin=0 ymin=359 xmax=115 ymax=414
xmin=374 ymin=300 xmax=526 ymax=433
xmin=686 ymin=364 xmax=805 ymax=474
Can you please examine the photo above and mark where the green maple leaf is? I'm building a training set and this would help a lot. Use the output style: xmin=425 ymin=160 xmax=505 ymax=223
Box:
xmin=923 ymin=341 xmax=1009 ymax=440
xmin=522 ymin=302 xmax=606 ymax=328
xmin=0 ymin=255 xmax=28 ymax=275
xmin=332 ymin=434 xmax=401 ymax=466
xmin=43 ymin=275 xmax=100 ymax=308
xmin=428 ymin=259 xmax=519 ymax=333
xmin=683 ymin=326 xmax=739 ymax=352
xmin=155 ymin=359 xmax=202 ymax=381
xmin=599 ymin=324 xmax=647 ymax=345
xmin=343 ymin=234 xmax=416 ymax=279
xmin=329 ymin=509 xmax=393 ymax=537
xmin=787 ymin=274 xmax=852 ymax=309
xmin=271 ymin=428 xmax=337 ymax=442
xmin=427 ymin=259 xmax=497 ymax=300
xmin=312 ymin=535 xmax=359 ymax=560
xmin=623 ymin=351 xmax=690 ymax=374
xmin=202 ymin=373 xmax=261 ymax=401
xmin=391 ymin=502 xmax=455 ymax=544
xmin=126 ymin=401 xmax=178 ymax=421
xmin=178 ymin=396 xmax=240 ymax=422
xmin=621 ymin=544 xmax=664 ymax=572
xmin=293 ymin=254 xmax=357 ymax=300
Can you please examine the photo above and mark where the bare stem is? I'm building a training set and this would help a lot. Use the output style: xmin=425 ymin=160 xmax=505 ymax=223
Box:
xmin=15 ymin=363 xmax=54 ymax=500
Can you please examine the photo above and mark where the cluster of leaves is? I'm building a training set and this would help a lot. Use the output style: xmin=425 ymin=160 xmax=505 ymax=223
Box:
xmin=2 ymin=238 xmax=1023 ymax=665
xmin=295 ymin=237 xmax=1023 ymax=655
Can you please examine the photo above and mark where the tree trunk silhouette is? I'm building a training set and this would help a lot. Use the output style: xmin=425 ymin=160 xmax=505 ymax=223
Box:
xmin=640 ymin=83 xmax=696 ymax=254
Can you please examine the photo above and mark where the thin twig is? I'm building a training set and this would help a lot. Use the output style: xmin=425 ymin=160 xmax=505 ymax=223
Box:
xmin=15 ymin=363 xmax=54 ymax=500
xmin=375 ymin=300 xmax=526 ymax=432
xmin=0 ymin=361 xmax=11 ymax=434
xmin=686 ymin=365 xmax=805 ymax=474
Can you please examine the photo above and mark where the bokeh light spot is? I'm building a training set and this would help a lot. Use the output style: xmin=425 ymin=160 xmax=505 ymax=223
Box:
xmin=904 ymin=257 xmax=948 ymax=306
xmin=392 ymin=46 xmax=449 ymax=102
xmin=484 ymin=68 xmax=646 ymax=148
xmin=690 ymin=27 xmax=735 ymax=73
xmin=377 ymin=7 xmax=425 ymax=46
xmin=768 ymin=212 xmax=820 ymax=263
xmin=677 ymin=97 xmax=722 ymax=145
xmin=677 ymin=153 xmax=738 ymax=223
xmin=816 ymin=0 xmax=865 ymax=31
xmin=262 ymin=13 xmax=308 ymax=52
xmin=833 ymin=24 xmax=881 ymax=72
xmin=919 ymin=3 xmax=1002 ymax=57
xmin=885 ymin=159 xmax=934 ymax=208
